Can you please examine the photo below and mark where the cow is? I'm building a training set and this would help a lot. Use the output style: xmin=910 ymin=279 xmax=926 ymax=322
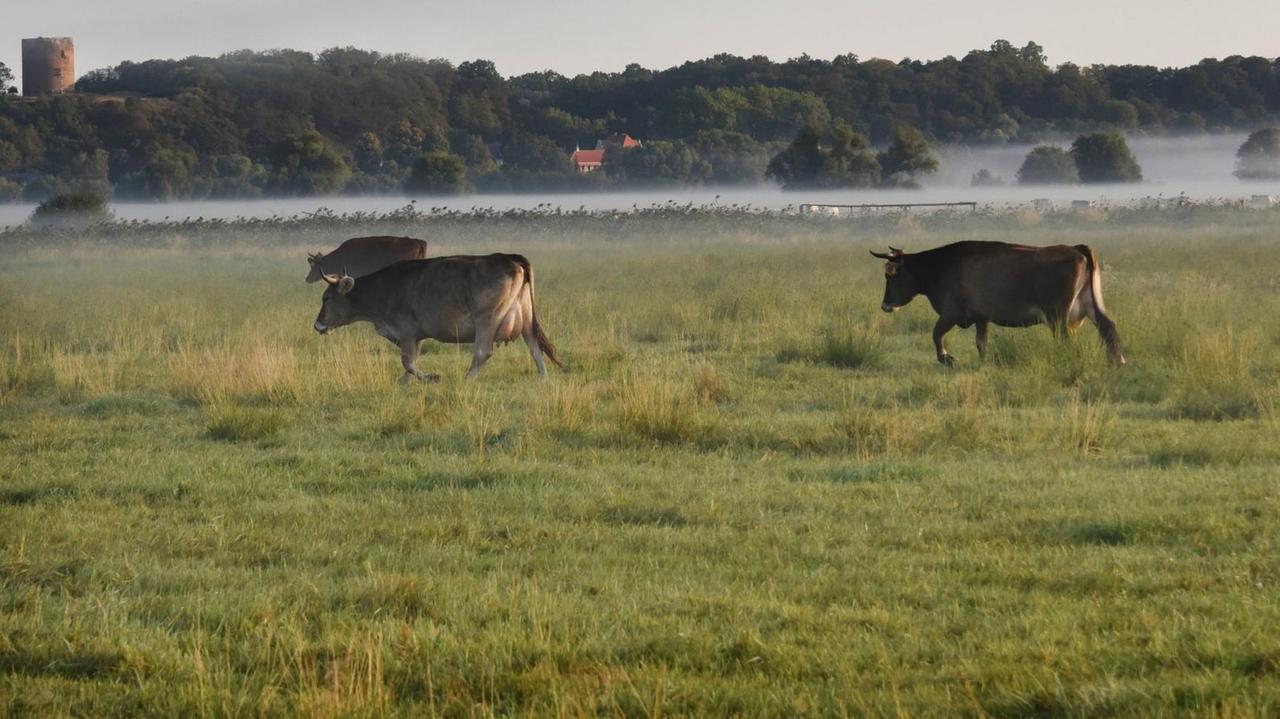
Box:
xmin=871 ymin=241 xmax=1125 ymax=366
xmin=305 ymin=236 xmax=429 ymax=283
xmin=313 ymin=253 xmax=562 ymax=382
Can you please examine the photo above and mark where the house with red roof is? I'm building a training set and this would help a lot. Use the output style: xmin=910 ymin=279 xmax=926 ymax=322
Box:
xmin=598 ymin=133 xmax=642 ymax=151
xmin=569 ymin=146 xmax=605 ymax=173
xmin=569 ymin=134 xmax=643 ymax=172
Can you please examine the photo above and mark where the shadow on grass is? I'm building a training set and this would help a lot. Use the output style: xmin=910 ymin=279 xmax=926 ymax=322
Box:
xmin=0 ymin=649 xmax=131 ymax=680
xmin=789 ymin=461 xmax=937 ymax=484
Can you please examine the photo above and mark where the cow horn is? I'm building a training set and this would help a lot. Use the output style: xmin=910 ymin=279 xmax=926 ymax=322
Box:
xmin=321 ymin=272 xmax=341 ymax=286
xmin=870 ymin=250 xmax=894 ymax=259
xmin=888 ymin=246 xmax=904 ymax=255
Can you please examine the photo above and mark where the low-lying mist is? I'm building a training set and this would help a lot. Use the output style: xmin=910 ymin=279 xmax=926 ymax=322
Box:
xmin=2 ymin=133 xmax=1277 ymax=228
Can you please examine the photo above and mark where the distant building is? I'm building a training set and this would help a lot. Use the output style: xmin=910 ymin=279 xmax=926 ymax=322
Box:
xmin=569 ymin=147 xmax=606 ymax=173
xmin=22 ymin=37 xmax=75 ymax=96
xmin=569 ymin=134 xmax=642 ymax=173
xmin=596 ymin=133 xmax=643 ymax=151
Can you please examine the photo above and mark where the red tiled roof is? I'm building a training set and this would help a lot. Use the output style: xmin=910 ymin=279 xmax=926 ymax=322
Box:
xmin=571 ymin=148 xmax=605 ymax=165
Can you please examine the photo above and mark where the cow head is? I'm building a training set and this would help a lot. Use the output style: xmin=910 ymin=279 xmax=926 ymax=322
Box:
xmin=313 ymin=273 xmax=358 ymax=334
xmin=305 ymin=252 xmax=325 ymax=284
xmin=870 ymin=247 xmax=917 ymax=312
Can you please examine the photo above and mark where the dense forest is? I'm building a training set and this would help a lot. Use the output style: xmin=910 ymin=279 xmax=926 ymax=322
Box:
xmin=0 ymin=41 xmax=1278 ymax=200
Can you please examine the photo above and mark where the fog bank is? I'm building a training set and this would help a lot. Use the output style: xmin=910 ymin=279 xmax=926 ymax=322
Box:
xmin=2 ymin=133 xmax=1277 ymax=227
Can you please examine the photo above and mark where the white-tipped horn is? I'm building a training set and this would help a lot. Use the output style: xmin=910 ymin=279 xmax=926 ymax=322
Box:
xmin=322 ymin=272 xmax=341 ymax=286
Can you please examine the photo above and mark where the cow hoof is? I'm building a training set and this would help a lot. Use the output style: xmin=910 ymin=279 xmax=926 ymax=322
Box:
xmin=938 ymin=354 xmax=956 ymax=368
xmin=421 ymin=373 xmax=441 ymax=383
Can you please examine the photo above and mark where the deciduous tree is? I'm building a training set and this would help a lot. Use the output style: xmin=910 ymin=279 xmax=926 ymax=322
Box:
xmin=1234 ymin=127 xmax=1280 ymax=180
xmin=405 ymin=152 xmax=471 ymax=195
xmin=1071 ymin=132 xmax=1142 ymax=183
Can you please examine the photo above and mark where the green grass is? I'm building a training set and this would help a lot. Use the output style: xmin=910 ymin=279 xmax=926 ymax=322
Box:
xmin=3 ymin=213 xmax=1280 ymax=716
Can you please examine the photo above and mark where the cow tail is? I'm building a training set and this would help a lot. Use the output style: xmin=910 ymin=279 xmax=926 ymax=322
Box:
xmin=1075 ymin=244 xmax=1125 ymax=365
xmin=1074 ymin=244 xmax=1108 ymax=312
xmin=516 ymin=256 xmax=563 ymax=368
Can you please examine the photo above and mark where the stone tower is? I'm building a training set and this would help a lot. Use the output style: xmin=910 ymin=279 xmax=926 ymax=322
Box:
xmin=22 ymin=37 xmax=76 ymax=96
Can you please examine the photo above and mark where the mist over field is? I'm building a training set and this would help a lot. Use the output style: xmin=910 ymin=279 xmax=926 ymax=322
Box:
xmin=4 ymin=133 xmax=1275 ymax=227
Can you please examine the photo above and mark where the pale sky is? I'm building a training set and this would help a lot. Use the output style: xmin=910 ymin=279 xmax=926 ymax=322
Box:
xmin=4 ymin=0 xmax=1278 ymax=90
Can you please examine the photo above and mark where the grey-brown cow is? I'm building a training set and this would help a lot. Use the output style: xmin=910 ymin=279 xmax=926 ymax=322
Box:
xmin=872 ymin=241 xmax=1125 ymax=366
xmin=313 ymin=253 xmax=561 ymax=382
xmin=305 ymin=236 xmax=428 ymax=283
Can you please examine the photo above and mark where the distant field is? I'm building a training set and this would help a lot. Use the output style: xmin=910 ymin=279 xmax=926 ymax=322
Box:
xmin=3 ymin=210 xmax=1280 ymax=716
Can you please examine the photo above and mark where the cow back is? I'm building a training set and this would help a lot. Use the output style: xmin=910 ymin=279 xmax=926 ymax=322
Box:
xmin=307 ymin=236 xmax=429 ymax=283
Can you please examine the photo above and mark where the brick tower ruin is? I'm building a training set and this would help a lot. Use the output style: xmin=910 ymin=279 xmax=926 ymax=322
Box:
xmin=22 ymin=37 xmax=76 ymax=96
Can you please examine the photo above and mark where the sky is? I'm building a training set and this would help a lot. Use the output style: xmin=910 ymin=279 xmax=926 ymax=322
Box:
xmin=3 ymin=0 xmax=1278 ymax=89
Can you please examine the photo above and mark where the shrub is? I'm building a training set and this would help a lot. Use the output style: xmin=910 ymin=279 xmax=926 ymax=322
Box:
xmin=0 ymin=178 xmax=21 ymax=202
xmin=29 ymin=192 xmax=112 ymax=229
xmin=970 ymin=168 xmax=1004 ymax=187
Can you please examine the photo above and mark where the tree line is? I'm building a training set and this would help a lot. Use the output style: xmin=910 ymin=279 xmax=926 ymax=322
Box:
xmin=0 ymin=41 xmax=1278 ymax=200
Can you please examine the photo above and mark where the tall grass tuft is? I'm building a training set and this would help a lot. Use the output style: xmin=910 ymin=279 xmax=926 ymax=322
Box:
xmin=532 ymin=378 xmax=600 ymax=437
xmin=777 ymin=320 xmax=884 ymax=369
xmin=691 ymin=360 xmax=731 ymax=403
xmin=833 ymin=402 xmax=899 ymax=458
xmin=206 ymin=403 xmax=287 ymax=442
xmin=613 ymin=368 xmax=717 ymax=445
xmin=0 ymin=338 xmax=57 ymax=401
xmin=1170 ymin=327 xmax=1260 ymax=420
xmin=1063 ymin=388 xmax=1116 ymax=457
xmin=169 ymin=338 xmax=312 ymax=405
xmin=290 ymin=632 xmax=390 ymax=718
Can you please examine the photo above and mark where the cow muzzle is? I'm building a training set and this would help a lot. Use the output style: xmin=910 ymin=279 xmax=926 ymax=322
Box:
xmin=314 ymin=321 xmax=329 ymax=334
xmin=881 ymin=303 xmax=899 ymax=313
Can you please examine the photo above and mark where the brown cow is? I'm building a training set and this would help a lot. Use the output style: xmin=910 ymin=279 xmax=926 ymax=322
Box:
xmin=313 ymin=253 xmax=561 ymax=382
xmin=872 ymin=241 xmax=1125 ymax=366
xmin=305 ymin=236 xmax=428 ymax=283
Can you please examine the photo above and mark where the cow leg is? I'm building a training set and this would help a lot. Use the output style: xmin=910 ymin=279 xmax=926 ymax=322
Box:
xmin=975 ymin=320 xmax=990 ymax=360
xmin=933 ymin=317 xmax=957 ymax=367
xmin=399 ymin=339 xmax=439 ymax=384
xmin=522 ymin=323 xmax=548 ymax=376
xmin=465 ymin=323 xmax=496 ymax=380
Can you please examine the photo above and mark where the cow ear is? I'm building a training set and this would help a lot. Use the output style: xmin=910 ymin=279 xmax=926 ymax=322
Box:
xmin=337 ymin=276 xmax=356 ymax=295
xmin=307 ymin=253 xmax=319 ymax=265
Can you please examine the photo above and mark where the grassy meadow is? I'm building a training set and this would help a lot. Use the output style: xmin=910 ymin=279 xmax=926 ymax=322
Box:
xmin=2 ymin=207 xmax=1280 ymax=716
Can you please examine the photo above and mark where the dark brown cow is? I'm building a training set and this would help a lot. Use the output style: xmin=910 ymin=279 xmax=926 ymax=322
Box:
xmin=305 ymin=236 xmax=428 ymax=283
xmin=313 ymin=253 xmax=561 ymax=382
xmin=872 ymin=241 xmax=1125 ymax=366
